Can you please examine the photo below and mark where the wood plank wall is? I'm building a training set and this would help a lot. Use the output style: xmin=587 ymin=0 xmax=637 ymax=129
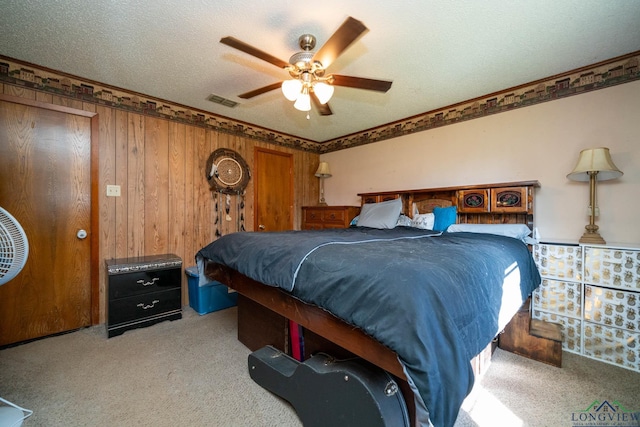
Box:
xmin=1 ymin=83 xmax=320 ymax=323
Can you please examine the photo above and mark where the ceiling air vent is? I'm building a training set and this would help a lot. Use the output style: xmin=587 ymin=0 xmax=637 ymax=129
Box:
xmin=207 ymin=94 xmax=238 ymax=108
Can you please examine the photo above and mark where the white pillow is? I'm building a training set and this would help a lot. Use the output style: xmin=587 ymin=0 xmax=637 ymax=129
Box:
xmin=411 ymin=213 xmax=435 ymax=230
xmin=396 ymin=214 xmax=413 ymax=227
xmin=447 ymin=223 xmax=532 ymax=242
xmin=356 ymin=198 xmax=402 ymax=229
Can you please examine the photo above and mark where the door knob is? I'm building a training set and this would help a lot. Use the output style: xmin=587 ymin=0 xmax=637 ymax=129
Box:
xmin=77 ymin=229 xmax=88 ymax=239
xmin=258 ymin=224 xmax=266 ymax=230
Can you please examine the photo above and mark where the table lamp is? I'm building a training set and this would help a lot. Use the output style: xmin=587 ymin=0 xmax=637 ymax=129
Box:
xmin=567 ymin=147 xmax=623 ymax=244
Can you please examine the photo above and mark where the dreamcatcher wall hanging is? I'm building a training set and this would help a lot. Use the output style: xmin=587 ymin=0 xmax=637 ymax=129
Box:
xmin=205 ymin=148 xmax=251 ymax=236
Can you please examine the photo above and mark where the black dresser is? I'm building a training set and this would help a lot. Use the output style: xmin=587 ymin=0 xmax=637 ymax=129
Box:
xmin=106 ymin=254 xmax=182 ymax=338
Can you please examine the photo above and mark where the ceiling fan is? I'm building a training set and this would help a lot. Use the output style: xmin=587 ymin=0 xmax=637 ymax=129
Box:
xmin=220 ymin=16 xmax=392 ymax=116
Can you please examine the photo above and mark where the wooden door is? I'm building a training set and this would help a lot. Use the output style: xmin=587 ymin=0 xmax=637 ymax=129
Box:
xmin=0 ymin=97 xmax=93 ymax=346
xmin=254 ymin=147 xmax=293 ymax=232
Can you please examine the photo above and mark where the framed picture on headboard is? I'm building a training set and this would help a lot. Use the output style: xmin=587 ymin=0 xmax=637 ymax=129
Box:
xmin=491 ymin=187 xmax=529 ymax=213
xmin=457 ymin=189 xmax=490 ymax=213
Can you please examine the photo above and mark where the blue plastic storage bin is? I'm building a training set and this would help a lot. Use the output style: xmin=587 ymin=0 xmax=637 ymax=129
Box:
xmin=185 ymin=266 xmax=238 ymax=315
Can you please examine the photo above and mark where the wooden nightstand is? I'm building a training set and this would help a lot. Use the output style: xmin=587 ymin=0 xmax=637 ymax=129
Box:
xmin=301 ymin=206 xmax=360 ymax=230
xmin=106 ymin=254 xmax=182 ymax=338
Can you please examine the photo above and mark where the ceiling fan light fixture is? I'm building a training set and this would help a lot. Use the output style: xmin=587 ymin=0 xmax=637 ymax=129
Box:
xmin=282 ymin=79 xmax=302 ymax=101
xmin=313 ymin=82 xmax=334 ymax=105
xmin=294 ymin=88 xmax=311 ymax=112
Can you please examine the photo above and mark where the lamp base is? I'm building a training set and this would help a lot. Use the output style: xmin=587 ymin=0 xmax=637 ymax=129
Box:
xmin=318 ymin=201 xmax=328 ymax=206
xmin=578 ymin=231 xmax=606 ymax=245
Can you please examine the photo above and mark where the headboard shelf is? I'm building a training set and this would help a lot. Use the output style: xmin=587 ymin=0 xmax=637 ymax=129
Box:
xmin=358 ymin=180 xmax=540 ymax=229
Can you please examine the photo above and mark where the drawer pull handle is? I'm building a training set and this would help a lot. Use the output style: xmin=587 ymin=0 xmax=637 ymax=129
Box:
xmin=137 ymin=277 xmax=159 ymax=286
xmin=137 ymin=300 xmax=160 ymax=310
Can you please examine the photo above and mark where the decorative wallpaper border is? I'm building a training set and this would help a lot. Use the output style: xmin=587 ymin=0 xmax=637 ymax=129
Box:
xmin=1 ymin=52 xmax=638 ymax=154
xmin=320 ymin=52 xmax=640 ymax=153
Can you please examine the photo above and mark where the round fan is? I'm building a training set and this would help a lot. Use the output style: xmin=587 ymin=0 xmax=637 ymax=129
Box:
xmin=0 ymin=206 xmax=29 ymax=286
xmin=205 ymin=148 xmax=251 ymax=194
xmin=0 ymin=207 xmax=32 ymax=426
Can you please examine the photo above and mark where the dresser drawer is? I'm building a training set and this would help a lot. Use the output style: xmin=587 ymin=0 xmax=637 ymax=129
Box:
xmin=320 ymin=209 xmax=350 ymax=224
xmin=584 ymin=246 xmax=640 ymax=291
xmin=108 ymin=288 xmax=182 ymax=326
xmin=106 ymin=254 xmax=183 ymax=338
xmin=304 ymin=208 xmax=350 ymax=224
xmin=584 ymin=285 xmax=639 ymax=332
xmin=109 ymin=268 xmax=181 ymax=299
xmin=303 ymin=208 xmax=323 ymax=224
xmin=301 ymin=206 xmax=360 ymax=230
xmin=532 ymin=278 xmax=582 ymax=318
xmin=583 ymin=321 xmax=639 ymax=371
xmin=533 ymin=243 xmax=582 ymax=281
xmin=532 ymin=309 xmax=582 ymax=353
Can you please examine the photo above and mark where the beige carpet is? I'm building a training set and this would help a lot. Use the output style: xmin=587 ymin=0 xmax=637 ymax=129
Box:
xmin=0 ymin=307 xmax=638 ymax=427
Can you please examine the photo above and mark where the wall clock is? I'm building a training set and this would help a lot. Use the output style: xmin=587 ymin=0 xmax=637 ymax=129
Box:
xmin=205 ymin=148 xmax=251 ymax=194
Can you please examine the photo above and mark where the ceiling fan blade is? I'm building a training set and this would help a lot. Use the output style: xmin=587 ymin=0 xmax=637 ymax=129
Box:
xmin=330 ymin=74 xmax=393 ymax=92
xmin=311 ymin=93 xmax=333 ymax=116
xmin=312 ymin=17 xmax=368 ymax=69
xmin=220 ymin=36 xmax=290 ymax=69
xmin=238 ymin=82 xmax=283 ymax=99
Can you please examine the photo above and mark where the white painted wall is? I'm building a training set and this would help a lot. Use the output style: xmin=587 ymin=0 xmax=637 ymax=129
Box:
xmin=320 ymin=80 xmax=640 ymax=245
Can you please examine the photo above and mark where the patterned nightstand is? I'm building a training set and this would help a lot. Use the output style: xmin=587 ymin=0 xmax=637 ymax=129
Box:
xmin=532 ymin=242 xmax=639 ymax=372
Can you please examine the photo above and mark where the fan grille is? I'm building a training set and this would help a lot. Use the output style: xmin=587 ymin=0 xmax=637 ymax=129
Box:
xmin=0 ymin=207 xmax=29 ymax=285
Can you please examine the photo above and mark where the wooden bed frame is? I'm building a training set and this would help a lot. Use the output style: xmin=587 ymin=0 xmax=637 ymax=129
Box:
xmin=203 ymin=180 xmax=560 ymax=426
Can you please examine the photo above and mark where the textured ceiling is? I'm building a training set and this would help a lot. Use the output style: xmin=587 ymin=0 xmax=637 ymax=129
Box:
xmin=1 ymin=0 xmax=639 ymax=143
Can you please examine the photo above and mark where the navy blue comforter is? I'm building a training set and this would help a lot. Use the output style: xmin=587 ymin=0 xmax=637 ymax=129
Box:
xmin=197 ymin=227 xmax=541 ymax=427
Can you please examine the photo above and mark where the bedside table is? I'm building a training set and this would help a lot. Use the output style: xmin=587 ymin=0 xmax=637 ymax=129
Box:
xmin=301 ymin=206 xmax=360 ymax=230
xmin=106 ymin=254 xmax=182 ymax=338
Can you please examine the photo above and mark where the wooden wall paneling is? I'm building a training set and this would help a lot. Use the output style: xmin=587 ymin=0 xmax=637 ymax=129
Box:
xmin=98 ymin=105 xmax=116 ymax=260
xmin=300 ymin=150 xmax=320 ymax=226
xmin=114 ymin=109 xmax=129 ymax=259
xmin=35 ymin=91 xmax=53 ymax=104
xmin=209 ymin=129 xmax=223 ymax=236
xmin=127 ymin=113 xmax=145 ymax=257
xmin=210 ymin=131 xmax=227 ymax=237
xmin=243 ymin=138 xmax=258 ymax=232
xmin=183 ymin=125 xmax=195 ymax=269
xmin=168 ymin=121 xmax=187 ymax=292
xmin=192 ymin=127 xmax=211 ymax=254
xmin=97 ymin=105 xmax=116 ymax=323
xmin=181 ymin=124 xmax=195 ymax=301
xmin=3 ymin=85 xmax=35 ymax=99
xmin=143 ymin=116 xmax=169 ymax=255
xmin=292 ymin=149 xmax=303 ymax=228
xmin=51 ymin=95 xmax=83 ymax=111
xmin=229 ymin=135 xmax=240 ymax=234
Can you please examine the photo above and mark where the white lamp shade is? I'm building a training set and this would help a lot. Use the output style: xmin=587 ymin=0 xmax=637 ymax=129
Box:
xmin=315 ymin=161 xmax=332 ymax=178
xmin=282 ymin=79 xmax=302 ymax=101
xmin=567 ymin=147 xmax=623 ymax=182
xmin=313 ymin=82 xmax=334 ymax=105
xmin=293 ymin=92 xmax=311 ymax=111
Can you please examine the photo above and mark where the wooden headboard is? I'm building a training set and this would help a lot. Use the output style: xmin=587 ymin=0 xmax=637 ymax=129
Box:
xmin=358 ymin=180 xmax=540 ymax=230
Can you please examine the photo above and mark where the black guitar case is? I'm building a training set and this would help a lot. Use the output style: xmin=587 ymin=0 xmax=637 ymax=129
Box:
xmin=248 ymin=345 xmax=410 ymax=427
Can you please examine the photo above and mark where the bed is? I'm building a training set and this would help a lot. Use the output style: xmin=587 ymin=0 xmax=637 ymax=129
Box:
xmin=197 ymin=181 xmax=545 ymax=427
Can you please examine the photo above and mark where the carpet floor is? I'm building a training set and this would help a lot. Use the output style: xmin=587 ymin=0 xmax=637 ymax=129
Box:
xmin=0 ymin=307 xmax=638 ymax=426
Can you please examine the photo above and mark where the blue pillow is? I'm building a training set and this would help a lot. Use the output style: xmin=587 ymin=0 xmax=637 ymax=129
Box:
xmin=433 ymin=205 xmax=457 ymax=231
